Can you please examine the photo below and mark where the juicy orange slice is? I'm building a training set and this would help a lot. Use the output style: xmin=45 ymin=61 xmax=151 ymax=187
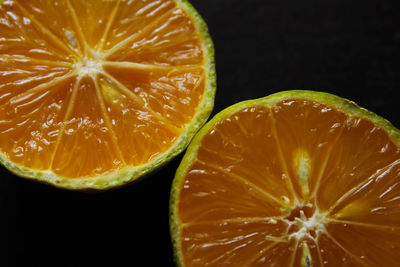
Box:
xmin=0 ymin=0 xmax=215 ymax=189
xmin=170 ymin=91 xmax=400 ymax=266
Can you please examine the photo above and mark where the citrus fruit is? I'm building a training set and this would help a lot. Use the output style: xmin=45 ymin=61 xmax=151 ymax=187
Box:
xmin=170 ymin=90 xmax=400 ymax=266
xmin=0 ymin=0 xmax=215 ymax=190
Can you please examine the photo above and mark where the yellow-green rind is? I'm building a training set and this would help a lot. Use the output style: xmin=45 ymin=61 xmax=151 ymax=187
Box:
xmin=0 ymin=0 xmax=216 ymax=191
xmin=169 ymin=90 xmax=400 ymax=266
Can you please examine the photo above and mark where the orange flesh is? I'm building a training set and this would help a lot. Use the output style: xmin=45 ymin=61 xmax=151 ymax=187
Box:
xmin=177 ymin=100 xmax=400 ymax=266
xmin=0 ymin=0 xmax=206 ymax=177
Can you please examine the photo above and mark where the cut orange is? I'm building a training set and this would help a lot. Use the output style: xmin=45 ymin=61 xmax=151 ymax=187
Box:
xmin=0 ymin=0 xmax=215 ymax=190
xmin=170 ymin=91 xmax=400 ymax=266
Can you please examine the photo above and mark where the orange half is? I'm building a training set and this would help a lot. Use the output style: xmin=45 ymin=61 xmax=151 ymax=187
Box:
xmin=170 ymin=91 xmax=400 ymax=266
xmin=0 ymin=0 xmax=215 ymax=190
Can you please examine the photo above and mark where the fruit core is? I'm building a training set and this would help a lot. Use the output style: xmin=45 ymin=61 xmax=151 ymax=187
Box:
xmin=284 ymin=203 xmax=327 ymax=241
xmin=75 ymin=58 xmax=103 ymax=77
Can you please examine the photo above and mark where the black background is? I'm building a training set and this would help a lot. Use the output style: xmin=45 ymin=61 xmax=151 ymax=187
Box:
xmin=1 ymin=0 xmax=400 ymax=266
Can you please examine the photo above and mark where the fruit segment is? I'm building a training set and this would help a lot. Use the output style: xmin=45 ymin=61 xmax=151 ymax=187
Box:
xmin=51 ymin=78 xmax=123 ymax=177
xmin=95 ymin=73 xmax=179 ymax=166
xmin=104 ymin=66 xmax=205 ymax=129
xmin=181 ymin=219 xmax=291 ymax=266
xmin=196 ymin=107 xmax=297 ymax=205
xmin=0 ymin=75 xmax=75 ymax=170
xmin=106 ymin=7 xmax=203 ymax=66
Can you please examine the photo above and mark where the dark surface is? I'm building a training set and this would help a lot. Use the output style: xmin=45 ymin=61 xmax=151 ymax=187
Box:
xmin=1 ymin=0 xmax=400 ymax=266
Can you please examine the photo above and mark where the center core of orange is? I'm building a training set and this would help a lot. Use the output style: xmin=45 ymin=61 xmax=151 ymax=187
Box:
xmin=285 ymin=204 xmax=327 ymax=241
xmin=75 ymin=58 xmax=103 ymax=77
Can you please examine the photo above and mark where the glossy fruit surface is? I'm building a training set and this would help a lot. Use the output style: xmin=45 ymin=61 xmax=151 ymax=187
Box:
xmin=171 ymin=91 xmax=400 ymax=266
xmin=0 ymin=0 xmax=215 ymax=190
